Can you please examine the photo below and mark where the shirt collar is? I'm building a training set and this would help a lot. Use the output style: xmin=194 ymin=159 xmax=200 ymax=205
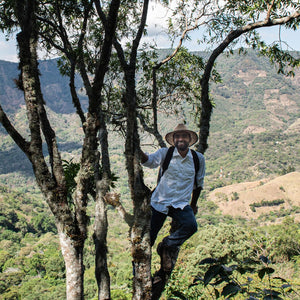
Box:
xmin=173 ymin=147 xmax=192 ymax=158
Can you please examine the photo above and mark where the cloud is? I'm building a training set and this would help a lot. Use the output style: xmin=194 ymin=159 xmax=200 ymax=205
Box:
xmin=141 ymin=2 xmax=172 ymax=48
xmin=0 ymin=34 xmax=18 ymax=62
xmin=1 ymin=2 xmax=298 ymax=62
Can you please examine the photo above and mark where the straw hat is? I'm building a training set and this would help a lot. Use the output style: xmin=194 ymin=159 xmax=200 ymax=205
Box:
xmin=165 ymin=123 xmax=198 ymax=146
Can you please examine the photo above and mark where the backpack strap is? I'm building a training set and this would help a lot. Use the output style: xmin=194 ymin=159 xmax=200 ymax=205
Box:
xmin=156 ymin=146 xmax=175 ymax=184
xmin=191 ymin=149 xmax=200 ymax=188
xmin=161 ymin=146 xmax=175 ymax=177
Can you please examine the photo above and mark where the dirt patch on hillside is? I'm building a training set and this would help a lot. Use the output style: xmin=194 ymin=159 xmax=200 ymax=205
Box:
xmin=236 ymin=69 xmax=267 ymax=86
xmin=208 ymin=172 xmax=300 ymax=221
xmin=284 ymin=118 xmax=300 ymax=134
xmin=243 ymin=126 xmax=266 ymax=134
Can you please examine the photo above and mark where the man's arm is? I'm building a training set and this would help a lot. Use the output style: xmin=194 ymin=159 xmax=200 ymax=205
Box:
xmin=139 ymin=149 xmax=149 ymax=164
xmin=190 ymin=186 xmax=202 ymax=215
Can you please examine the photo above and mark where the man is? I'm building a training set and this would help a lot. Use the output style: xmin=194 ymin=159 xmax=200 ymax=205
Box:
xmin=140 ymin=123 xmax=205 ymax=273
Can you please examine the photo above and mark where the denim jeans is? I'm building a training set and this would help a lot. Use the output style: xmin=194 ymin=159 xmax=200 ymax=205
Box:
xmin=150 ymin=205 xmax=198 ymax=249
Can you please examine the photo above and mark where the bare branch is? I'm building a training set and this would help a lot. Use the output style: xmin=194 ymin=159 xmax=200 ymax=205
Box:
xmin=0 ymin=104 xmax=30 ymax=155
xmin=130 ymin=0 xmax=150 ymax=65
xmin=90 ymin=0 xmax=121 ymax=113
xmin=104 ymin=192 xmax=134 ymax=226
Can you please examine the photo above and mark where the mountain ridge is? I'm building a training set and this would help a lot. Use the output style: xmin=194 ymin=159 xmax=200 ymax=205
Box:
xmin=0 ymin=49 xmax=299 ymax=204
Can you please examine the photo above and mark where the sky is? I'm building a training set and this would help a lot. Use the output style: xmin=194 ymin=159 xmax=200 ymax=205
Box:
xmin=0 ymin=3 xmax=299 ymax=62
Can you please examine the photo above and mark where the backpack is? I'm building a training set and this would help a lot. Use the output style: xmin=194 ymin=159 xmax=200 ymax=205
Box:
xmin=157 ymin=146 xmax=200 ymax=188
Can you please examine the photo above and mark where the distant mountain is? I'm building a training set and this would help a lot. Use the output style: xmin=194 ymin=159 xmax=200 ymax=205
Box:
xmin=206 ymin=50 xmax=300 ymax=184
xmin=0 ymin=59 xmax=88 ymax=114
xmin=0 ymin=49 xmax=299 ymax=190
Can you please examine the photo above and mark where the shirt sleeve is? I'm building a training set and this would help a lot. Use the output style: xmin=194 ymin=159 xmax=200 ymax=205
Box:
xmin=196 ymin=153 xmax=205 ymax=189
xmin=142 ymin=147 xmax=168 ymax=169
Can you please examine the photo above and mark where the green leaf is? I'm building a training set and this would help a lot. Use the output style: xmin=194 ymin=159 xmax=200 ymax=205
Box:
xmin=259 ymin=255 xmax=271 ymax=264
xmin=214 ymin=288 xmax=220 ymax=298
xmin=189 ymin=276 xmax=203 ymax=288
xmin=258 ymin=267 xmax=275 ymax=280
xmin=221 ymin=282 xmax=241 ymax=297
xmin=171 ymin=290 xmax=188 ymax=300
xmin=199 ymin=257 xmax=218 ymax=265
xmin=204 ymin=264 xmax=222 ymax=286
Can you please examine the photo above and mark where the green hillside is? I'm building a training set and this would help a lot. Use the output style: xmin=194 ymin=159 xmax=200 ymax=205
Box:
xmin=0 ymin=49 xmax=299 ymax=189
xmin=0 ymin=50 xmax=299 ymax=299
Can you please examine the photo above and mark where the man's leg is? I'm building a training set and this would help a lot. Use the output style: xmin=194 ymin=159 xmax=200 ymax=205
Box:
xmin=150 ymin=206 xmax=167 ymax=246
xmin=157 ymin=205 xmax=197 ymax=272
xmin=164 ymin=205 xmax=198 ymax=248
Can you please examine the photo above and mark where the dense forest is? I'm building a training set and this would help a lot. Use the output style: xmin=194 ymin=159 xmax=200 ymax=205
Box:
xmin=0 ymin=49 xmax=299 ymax=299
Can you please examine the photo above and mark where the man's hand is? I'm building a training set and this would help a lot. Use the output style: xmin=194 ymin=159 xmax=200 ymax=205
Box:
xmin=191 ymin=204 xmax=198 ymax=215
xmin=190 ymin=187 xmax=202 ymax=215
xmin=139 ymin=149 xmax=149 ymax=164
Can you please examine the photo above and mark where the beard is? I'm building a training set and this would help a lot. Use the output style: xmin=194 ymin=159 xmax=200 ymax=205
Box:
xmin=175 ymin=141 xmax=189 ymax=151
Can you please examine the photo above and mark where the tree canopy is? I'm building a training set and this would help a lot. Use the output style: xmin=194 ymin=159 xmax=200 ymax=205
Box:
xmin=0 ymin=0 xmax=299 ymax=299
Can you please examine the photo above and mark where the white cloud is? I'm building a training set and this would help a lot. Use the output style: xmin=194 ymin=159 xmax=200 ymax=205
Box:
xmin=141 ymin=2 xmax=173 ymax=48
xmin=0 ymin=34 xmax=18 ymax=62
xmin=1 ymin=3 xmax=299 ymax=62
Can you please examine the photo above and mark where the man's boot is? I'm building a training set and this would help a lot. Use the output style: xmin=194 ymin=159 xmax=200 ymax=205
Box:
xmin=157 ymin=242 xmax=179 ymax=273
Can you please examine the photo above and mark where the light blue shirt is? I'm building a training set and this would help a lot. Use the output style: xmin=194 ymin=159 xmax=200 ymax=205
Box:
xmin=143 ymin=147 xmax=205 ymax=214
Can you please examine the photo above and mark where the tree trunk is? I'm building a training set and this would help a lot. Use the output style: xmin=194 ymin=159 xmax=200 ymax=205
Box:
xmin=12 ymin=1 xmax=88 ymax=299
xmin=94 ymin=124 xmax=111 ymax=300
xmin=131 ymin=199 xmax=152 ymax=300
xmin=124 ymin=68 xmax=152 ymax=299
xmin=94 ymin=195 xmax=110 ymax=300
xmin=59 ymin=230 xmax=85 ymax=300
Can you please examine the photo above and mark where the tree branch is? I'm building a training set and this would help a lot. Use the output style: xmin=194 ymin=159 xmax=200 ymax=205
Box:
xmin=0 ymin=104 xmax=30 ymax=155
xmin=130 ymin=0 xmax=149 ymax=66
xmin=197 ymin=10 xmax=300 ymax=154
xmin=90 ymin=0 xmax=121 ymax=113
xmin=137 ymin=112 xmax=166 ymax=148
xmin=104 ymin=192 xmax=134 ymax=226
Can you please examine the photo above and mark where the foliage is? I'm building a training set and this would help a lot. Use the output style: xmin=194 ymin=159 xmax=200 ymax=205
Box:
xmin=250 ymin=199 xmax=285 ymax=212
xmin=137 ymin=47 xmax=220 ymax=124
xmin=168 ymin=255 xmax=298 ymax=300
xmin=0 ymin=233 xmax=66 ymax=299
xmin=0 ymin=185 xmax=57 ymax=237
xmin=1 ymin=189 xmax=300 ymax=298
xmin=252 ymin=217 xmax=300 ymax=262
xmin=0 ymin=0 xmax=299 ymax=298
xmin=62 ymin=159 xmax=81 ymax=202
xmin=62 ymin=158 xmax=119 ymax=202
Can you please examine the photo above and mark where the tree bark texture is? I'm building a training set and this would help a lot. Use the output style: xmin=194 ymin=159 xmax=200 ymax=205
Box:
xmin=94 ymin=193 xmax=110 ymax=300
xmin=112 ymin=1 xmax=153 ymax=298
xmin=90 ymin=1 xmax=122 ymax=298
xmin=94 ymin=123 xmax=112 ymax=300
xmin=59 ymin=230 xmax=85 ymax=300
xmin=125 ymin=69 xmax=152 ymax=300
xmin=10 ymin=1 xmax=87 ymax=299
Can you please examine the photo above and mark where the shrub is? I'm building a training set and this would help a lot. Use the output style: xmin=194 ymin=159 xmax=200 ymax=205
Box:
xmin=169 ymin=256 xmax=298 ymax=299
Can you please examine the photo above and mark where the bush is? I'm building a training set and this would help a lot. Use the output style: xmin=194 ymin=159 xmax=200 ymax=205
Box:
xmin=169 ymin=256 xmax=298 ymax=299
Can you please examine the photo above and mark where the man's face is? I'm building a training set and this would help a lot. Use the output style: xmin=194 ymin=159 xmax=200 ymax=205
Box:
xmin=173 ymin=132 xmax=191 ymax=151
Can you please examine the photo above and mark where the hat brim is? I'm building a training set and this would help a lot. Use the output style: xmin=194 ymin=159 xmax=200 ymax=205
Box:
xmin=165 ymin=130 xmax=198 ymax=147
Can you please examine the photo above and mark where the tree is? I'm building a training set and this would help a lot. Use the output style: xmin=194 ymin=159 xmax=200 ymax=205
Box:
xmin=195 ymin=0 xmax=299 ymax=153
xmin=0 ymin=0 xmax=120 ymax=299
xmin=151 ymin=0 xmax=299 ymax=153
xmin=130 ymin=0 xmax=300 ymax=296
